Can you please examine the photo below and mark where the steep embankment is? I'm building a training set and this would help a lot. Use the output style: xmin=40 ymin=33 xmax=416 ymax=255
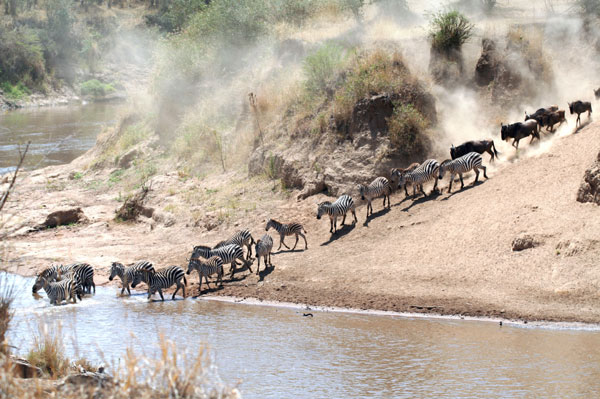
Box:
xmin=2 ymin=120 xmax=599 ymax=322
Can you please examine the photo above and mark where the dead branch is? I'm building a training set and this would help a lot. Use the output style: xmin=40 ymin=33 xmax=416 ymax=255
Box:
xmin=0 ymin=142 xmax=30 ymax=214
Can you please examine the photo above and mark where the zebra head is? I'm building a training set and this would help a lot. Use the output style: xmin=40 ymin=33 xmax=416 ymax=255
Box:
xmin=316 ymin=202 xmax=331 ymax=220
xmin=438 ymin=160 xmax=451 ymax=179
xmin=130 ymin=269 xmax=148 ymax=289
xmin=32 ymin=275 xmax=49 ymax=292
xmin=186 ymin=257 xmax=201 ymax=275
xmin=109 ymin=262 xmax=124 ymax=281
xmin=357 ymin=185 xmax=366 ymax=201
xmin=265 ymin=219 xmax=273 ymax=231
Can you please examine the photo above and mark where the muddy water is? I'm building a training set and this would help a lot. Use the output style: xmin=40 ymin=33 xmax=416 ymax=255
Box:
xmin=0 ymin=103 xmax=120 ymax=175
xmin=5 ymin=274 xmax=600 ymax=398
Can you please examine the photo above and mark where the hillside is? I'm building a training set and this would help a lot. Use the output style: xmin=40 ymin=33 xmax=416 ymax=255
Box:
xmin=2 ymin=118 xmax=599 ymax=323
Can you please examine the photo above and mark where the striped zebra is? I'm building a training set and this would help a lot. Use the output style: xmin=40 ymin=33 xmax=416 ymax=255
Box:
xmin=391 ymin=162 xmax=420 ymax=197
xmin=131 ymin=265 xmax=187 ymax=301
xmin=398 ymin=159 xmax=440 ymax=198
xmin=316 ymin=194 xmax=357 ymax=233
xmin=32 ymin=264 xmax=72 ymax=293
xmin=265 ymin=219 xmax=307 ymax=251
xmin=36 ymin=276 xmax=78 ymax=305
xmin=109 ymin=261 xmax=154 ymax=295
xmin=214 ymin=229 xmax=255 ymax=260
xmin=187 ymin=256 xmax=224 ymax=295
xmin=254 ymin=234 xmax=273 ymax=275
xmin=357 ymin=177 xmax=392 ymax=218
xmin=190 ymin=244 xmax=250 ymax=278
xmin=438 ymin=152 xmax=488 ymax=193
xmin=59 ymin=263 xmax=95 ymax=295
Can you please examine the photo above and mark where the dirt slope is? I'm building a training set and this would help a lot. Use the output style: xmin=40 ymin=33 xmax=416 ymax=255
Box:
xmin=2 ymin=121 xmax=599 ymax=322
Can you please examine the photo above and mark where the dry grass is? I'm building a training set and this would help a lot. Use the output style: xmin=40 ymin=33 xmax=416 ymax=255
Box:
xmin=26 ymin=324 xmax=70 ymax=379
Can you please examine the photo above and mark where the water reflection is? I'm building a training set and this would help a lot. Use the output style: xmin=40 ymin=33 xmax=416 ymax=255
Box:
xmin=6 ymin=273 xmax=600 ymax=399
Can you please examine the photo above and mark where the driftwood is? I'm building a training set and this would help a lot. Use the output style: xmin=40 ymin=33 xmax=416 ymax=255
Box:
xmin=0 ymin=141 xmax=30 ymax=213
xmin=115 ymin=183 xmax=154 ymax=221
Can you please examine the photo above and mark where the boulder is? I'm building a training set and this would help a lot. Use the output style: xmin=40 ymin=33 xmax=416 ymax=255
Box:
xmin=576 ymin=151 xmax=600 ymax=205
xmin=475 ymin=38 xmax=499 ymax=86
xmin=511 ymin=234 xmax=538 ymax=251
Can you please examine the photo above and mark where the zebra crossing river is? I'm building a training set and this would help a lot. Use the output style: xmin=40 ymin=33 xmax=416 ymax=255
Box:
xmin=6 ymin=273 xmax=600 ymax=398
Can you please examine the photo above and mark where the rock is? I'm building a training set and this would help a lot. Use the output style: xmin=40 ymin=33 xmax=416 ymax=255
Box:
xmin=297 ymin=181 xmax=328 ymax=200
xmin=117 ymin=148 xmax=140 ymax=169
xmin=9 ymin=357 xmax=43 ymax=378
xmin=475 ymin=38 xmax=499 ymax=86
xmin=511 ymin=234 xmax=538 ymax=251
xmin=351 ymin=94 xmax=394 ymax=135
xmin=60 ymin=370 xmax=113 ymax=390
xmin=115 ymin=186 xmax=152 ymax=221
xmin=576 ymin=151 xmax=600 ymax=205
xmin=38 ymin=207 xmax=87 ymax=229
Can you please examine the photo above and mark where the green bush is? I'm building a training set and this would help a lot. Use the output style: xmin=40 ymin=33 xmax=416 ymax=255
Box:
xmin=0 ymin=27 xmax=45 ymax=88
xmin=429 ymin=10 xmax=474 ymax=53
xmin=303 ymin=42 xmax=347 ymax=96
xmin=387 ymin=103 xmax=429 ymax=156
xmin=79 ymin=79 xmax=116 ymax=97
xmin=0 ymin=82 xmax=31 ymax=100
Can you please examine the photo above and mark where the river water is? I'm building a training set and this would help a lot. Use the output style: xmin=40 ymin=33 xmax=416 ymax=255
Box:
xmin=0 ymin=103 xmax=120 ymax=175
xmin=6 ymin=274 xmax=600 ymax=399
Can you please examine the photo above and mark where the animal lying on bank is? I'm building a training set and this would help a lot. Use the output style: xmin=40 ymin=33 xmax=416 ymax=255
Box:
xmin=569 ymin=100 xmax=593 ymax=127
xmin=500 ymin=120 xmax=540 ymax=149
xmin=450 ymin=140 xmax=499 ymax=162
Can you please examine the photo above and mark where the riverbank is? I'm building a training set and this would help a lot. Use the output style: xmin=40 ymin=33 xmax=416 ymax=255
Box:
xmin=2 ymin=119 xmax=600 ymax=324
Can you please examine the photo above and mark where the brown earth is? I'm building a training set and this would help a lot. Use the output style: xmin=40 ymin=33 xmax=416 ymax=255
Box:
xmin=1 ymin=121 xmax=600 ymax=323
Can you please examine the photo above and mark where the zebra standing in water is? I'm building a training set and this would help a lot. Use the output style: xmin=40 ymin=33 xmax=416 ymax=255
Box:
xmin=59 ymin=263 xmax=95 ymax=295
xmin=214 ymin=229 xmax=255 ymax=260
xmin=190 ymin=244 xmax=250 ymax=278
xmin=265 ymin=219 xmax=307 ymax=251
xmin=398 ymin=159 xmax=440 ymax=198
xmin=254 ymin=234 xmax=274 ymax=275
xmin=131 ymin=265 xmax=187 ymax=301
xmin=316 ymin=194 xmax=357 ymax=233
xmin=438 ymin=152 xmax=488 ymax=193
xmin=36 ymin=276 xmax=78 ymax=305
xmin=357 ymin=177 xmax=392 ymax=219
xmin=186 ymin=256 xmax=223 ymax=295
xmin=109 ymin=261 xmax=154 ymax=295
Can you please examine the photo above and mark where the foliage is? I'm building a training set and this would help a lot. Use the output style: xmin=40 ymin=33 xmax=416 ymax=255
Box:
xmin=0 ymin=26 xmax=45 ymax=88
xmin=303 ymin=42 xmax=347 ymax=97
xmin=116 ymin=123 xmax=152 ymax=151
xmin=429 ymin=10 xmax=474 ymax=53
xmin=26 ymin=326 xmax=70 ymax=379
xmin=387 ymin=103 xmax=429 ymax=156
xmin=79 ymin=79 xmax=116 ymax=97
xmin=0 ymin=82 xmax=31 ymax=100
xmin=171 ymin=118 xmax=228 ymax=172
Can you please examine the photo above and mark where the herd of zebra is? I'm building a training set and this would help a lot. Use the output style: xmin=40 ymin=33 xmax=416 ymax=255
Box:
xmin=32 ymin=220 xmax=308 ymax=303
xmin=31 ymin=97 xmax=596 ymax=304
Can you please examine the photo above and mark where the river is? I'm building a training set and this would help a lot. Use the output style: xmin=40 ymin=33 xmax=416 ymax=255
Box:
xmin=6 ymin=274 xmax=600 ymax=399
xmin=0 ymin=103 xmax=121 ymax=175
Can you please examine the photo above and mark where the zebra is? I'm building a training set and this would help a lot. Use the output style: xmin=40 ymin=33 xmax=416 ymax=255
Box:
xmin=357 ymin=177 xmax=392 ymax=218
xmin=131 ymin=265 xmax=187 ymax=301
xmin=254 ymin=234 xmax=274 ymax=275
xmin=316 ymin=194 xmax=357 ymax=233
xmin=36 ymin=276 xmax=78 ymax=305
xmin=265 ymin=219 xmax=307 ymax=251
xmin=398 ymin=159 xmax=440 ymax=198
xmin=390 ymin=163 xmax=420 ymax=197
xmin=190 ymin=244 xmax=250 ymax=278
xmin=109 ymin=261 xmax=154 ymax=295
xmin=32 ymin=263 xmax=80 ymax=294
xmin=187 ymin=256 xmax=224 ymax=295
xmin=214 ymin=229 xmax=255 ymax=260
xmin=59 ymin=263 xmax=95 ymax=295
xmin=438 ymin=152 xmax=488 ymax=193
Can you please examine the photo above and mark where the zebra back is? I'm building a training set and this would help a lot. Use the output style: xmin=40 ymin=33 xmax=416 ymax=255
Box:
xmin=317 ymin=195 xmax=354 ymax=219
xmin=358 ymin=177 xmax=391 ymax=200
xmin=266 ymin=219 xmax=304 ymax=235
xmin=187 ymin=256 xmax=224 ymax=278
xmin=402 ymin=159 xmax=440 ymax=185
xmin=439 ymin=152 xmax=482 ymax=178
xmin=214 ymin=229 xmax=254 ymax=249
xmin=255 ymin=234 xmax=274 ymax=257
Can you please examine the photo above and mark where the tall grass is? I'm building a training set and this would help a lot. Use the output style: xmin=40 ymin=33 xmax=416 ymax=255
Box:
xmin=387 ymin=104 xmax=430 ymax=156
xmin=26 ymin=324 xmax=70 ymax=379
xmin=303 ymin=42 xmax=347 ymax=97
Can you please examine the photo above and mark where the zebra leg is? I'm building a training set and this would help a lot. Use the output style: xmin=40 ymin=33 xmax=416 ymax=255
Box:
xmin=299 ymin=232 xmax=308 ymax=249
xmin=448 ymin=174 xmax=454 ymax=193
xmin=247 ymin=243 xmax=253 ymax=260
xmin=256 ymin=256 xmax=261 ymax=275
xmin=126 ymin=284 xmax=131 ymax=296
xmin=341 ymin=213 xmax=346 ymax=226
xmin=474 ymin=169 xmax=480 ymax=184
xmin=404 ymin=184 xmax=409 ymax=197
xmin=280 ymin=235 xmax=290 ymax=250
xmin=419 ymin=184 xmax=426 ymax=197
xmin=229 ymin=262 xmax=236 ymax=279
xmin=292 ymin=234 xmax=299 ymax=250
xmin=352 ymin=210 xmax=357 ymax=224
xmin=433 ymin=177 xmax=439 ymax=193
xmin=329 ymin=217 xmax=334 ymax=234
xmin=204 ymin=274 xmax=212 ymax=289
xmin=244 ymin=257 xmax=253 ymax=273
xmin=482 ymin=165 xmax=488 ymax=179
xmin=268 ymin=253 xmax=272 ymax=267
xmin=459 ymin=173 xmax=464 ymax=189
xmin=158 ymin=289 xmax=164 ymax=301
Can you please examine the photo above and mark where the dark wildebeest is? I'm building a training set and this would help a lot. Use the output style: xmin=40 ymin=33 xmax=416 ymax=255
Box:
xmin=390 ymin=163 xmax=420 ymax=197
xmin=569 ymin=101 xmax=593 ymax=127
xmin=524 ymin=105 xmax=558 ymax=130
xmin=450 ymin=139 xmax=499 ymax=162
xmin=541 ymin=110 xmax=566 ymax=132
xmin=594 ymin=88 xmax=600 ymax=99
xmin=500 ymin=120 xmax=540 ymax=149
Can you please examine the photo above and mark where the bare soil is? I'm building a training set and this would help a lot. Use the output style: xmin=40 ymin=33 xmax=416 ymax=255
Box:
xmin=2 ymin=121 xmax=600 ymax=323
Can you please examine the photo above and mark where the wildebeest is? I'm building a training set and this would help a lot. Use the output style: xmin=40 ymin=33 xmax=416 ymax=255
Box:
xmin=500 ymin=120 xmax=540 ymax=149
xmin=450 ymin=139 xmax=499 ymax=162
xmin=541 ymin=110 xmax=566 ymax=132
xmin=568 ymin=101 xmax=593 ymax=127
xmin=594 ymin=88 xmax=600 ymax=99
xmin=524 ymin=105 xmax=558 ymax=129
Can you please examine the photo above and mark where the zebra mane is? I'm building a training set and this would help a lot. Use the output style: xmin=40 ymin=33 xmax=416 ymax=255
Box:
xmin=193 ymin=245 xmax=212 ymax=251
xmin=213 ymin=240 xmax=226 ymax=248
xmin=440 ymin=159 xmax=453 ymax=166
xmin=268 ymin=219 xmax=280 ymax=224
xmin=318 ymin=201 xmax=332 ymax=206
xmin=111 ymin=262 xmax=124 ymax=268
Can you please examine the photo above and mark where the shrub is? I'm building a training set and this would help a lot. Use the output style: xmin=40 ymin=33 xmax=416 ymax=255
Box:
xmin=0 ymin=82 xmax=31 ymax=100
xmin=116 ymin=123 xmax=152 ymax=151
xmin=387 ymin=103 xmax=430 ymax=156
xmin=79 ymin=79 xmax=116 ymax=97
xmin=26 ymin=325 xmax=70 ymax=379
xmin=303 ymin=42 xmax=347 ymax=96
xmin=0 ymin=27 xmax=45 ymax=88
xmin=429 ymin=10 xmax=474 ymax=53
